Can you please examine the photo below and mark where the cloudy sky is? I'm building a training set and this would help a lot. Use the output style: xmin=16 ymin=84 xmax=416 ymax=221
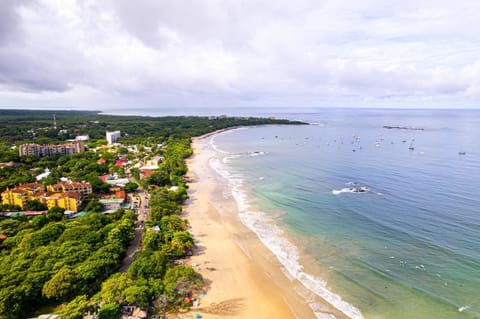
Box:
xmin=1 ymin=0 xmax=480 ymax=111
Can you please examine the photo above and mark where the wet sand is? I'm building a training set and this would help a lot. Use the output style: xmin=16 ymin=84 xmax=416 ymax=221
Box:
xmin=177 ymin=132 xmax=319 ymax=319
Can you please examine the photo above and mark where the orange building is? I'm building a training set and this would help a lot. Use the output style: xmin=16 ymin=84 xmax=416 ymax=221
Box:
xmin=109 ymin=185 xmax=127 ymax=201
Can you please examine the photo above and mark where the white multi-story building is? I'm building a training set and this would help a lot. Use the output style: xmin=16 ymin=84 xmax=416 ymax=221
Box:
xmin=106 ymin=131 xmax=121 ymax=145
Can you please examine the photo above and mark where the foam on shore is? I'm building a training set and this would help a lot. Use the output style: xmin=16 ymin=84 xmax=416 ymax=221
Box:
xmin=208 ymin=134 xmax=365 ymax=319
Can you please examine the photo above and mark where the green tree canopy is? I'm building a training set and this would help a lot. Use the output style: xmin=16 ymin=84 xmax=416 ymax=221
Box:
xmin=31 ymin=214 xmax=49 ymax=229
xmin=47 ymin=206 xmax=65 ymax=222
xmin=42 ymin=267 xmax=78 ymax=300
xmin=85 ymin=199 xmax=104 ymax=213
xmin=98 ymin=273 xmax=134 ymax=304
xmin=57 ymin=295 xmax=89 ymax=319
xmin=124 ymin=182 xmax=138 ymax=193
xmin=25 ymin=200 xmax=48 ymax=211
xmin=97 ymin=303 xmax=120 ymax=319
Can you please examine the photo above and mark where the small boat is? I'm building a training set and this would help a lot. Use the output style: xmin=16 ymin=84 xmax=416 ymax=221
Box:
xmin=458 ymin=151 xmax=466 ymax=155
xmin=351 ymin=186 xmax=369 ymax=193
xmin=458 ymin=305 xmax=470 ymax=312
xmin=333 ymin=187 xmax=368 ymax=195
xmin=408 ymin=139 xmax=415 ymax=150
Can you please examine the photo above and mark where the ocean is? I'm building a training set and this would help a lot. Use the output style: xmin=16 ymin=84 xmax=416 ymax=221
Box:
xmin=205 ymin=109 xmax=480 ymax=319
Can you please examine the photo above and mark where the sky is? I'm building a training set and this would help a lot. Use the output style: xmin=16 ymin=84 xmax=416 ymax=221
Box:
xmin=0 ymin=0 xmax=480 ymax=111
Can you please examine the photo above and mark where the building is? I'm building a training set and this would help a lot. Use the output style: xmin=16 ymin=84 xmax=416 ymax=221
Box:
xmin=75 ymin=135 xmax=90 ymax=141
xmin=36 ymin=168 xmax=51 ymax=181
xmin=105 ymin=177 xmax=130 ymax=187
xmin=1 ymin=182 xmax=44 ymax=208
xmin=106 ymin=131 xmax=121 ymax=145
xmin=47 ymin=181 xmax=92 ymax=199
xmin=19 ymin=141 xmax=84 ymax=157
xmin=99 ymin=198 xmax=125 ymax=211
xmin=18 ymin=144 xmax=40 ymax=157
xmin=109 ymin=185 xmax=127 ymax=201
xmin=115 ymin=158 xmax=128 ymax=167
xmin=140 ymin=168 xmax=155 ymax=181
xmin=2 ymin=182 xmax=85 ymax=212
xmin=44 ymin=192 xmax=80 ymax=212
xmin=141 ymin=156 xmax=163 ymax=169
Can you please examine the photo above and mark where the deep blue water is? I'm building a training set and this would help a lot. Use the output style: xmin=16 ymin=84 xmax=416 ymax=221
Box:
xmin=210 ymin=109 xmax=480 ymax=319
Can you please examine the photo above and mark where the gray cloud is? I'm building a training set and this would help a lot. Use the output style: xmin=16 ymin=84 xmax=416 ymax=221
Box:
xmin=0 ymin=0 xmax=26 ymax=45
xmin=0 ymin=0 xmax=479 ymax=109
xmin=0 ymin=49 xmax=73 ymax=92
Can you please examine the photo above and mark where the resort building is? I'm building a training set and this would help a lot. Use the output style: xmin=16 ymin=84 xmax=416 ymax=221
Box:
xmin=2 ymin=182 xmax=86 ymax=212
xmin=19 ymin=141 xmax=84 ymax=157
xmin=46 ymin=181 xmax=92 ymax=200
xmin=106 ymin=130 xmax=121 ymax=145
xmin=44 ymin=192 xmax=81 ymax=212
xmin=1 ymin=182 xmax=44 ymax=208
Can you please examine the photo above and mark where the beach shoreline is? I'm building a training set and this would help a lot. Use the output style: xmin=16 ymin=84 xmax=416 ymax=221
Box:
xmin=175 ymin=129 xmax=338 ymax=319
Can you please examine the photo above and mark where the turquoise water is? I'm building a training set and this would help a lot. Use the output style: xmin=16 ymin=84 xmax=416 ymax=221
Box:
xmin=210 ymin=109 xmax=480 ymax=319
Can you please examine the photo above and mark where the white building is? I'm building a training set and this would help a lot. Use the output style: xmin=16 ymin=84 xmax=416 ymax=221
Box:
xmin=36 ymin=168 xmax=51 ymax=181
xmin=106 ymin=131 xmax=121 ymax=145
xmin=75 ymin=135 xmax=90 ymax=141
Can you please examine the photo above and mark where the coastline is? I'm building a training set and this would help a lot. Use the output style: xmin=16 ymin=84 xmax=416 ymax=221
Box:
xmin=178 ymin=129 xmax=333 ymax=319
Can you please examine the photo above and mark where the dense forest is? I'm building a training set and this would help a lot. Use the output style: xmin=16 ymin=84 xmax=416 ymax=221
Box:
xmin=0 ymin=109 xmax=303 ymax=318
xmin=0 ymin=109 xmax=302 ymax=145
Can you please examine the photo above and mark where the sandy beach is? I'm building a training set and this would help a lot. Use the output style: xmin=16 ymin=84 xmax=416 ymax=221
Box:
xmin=176 ymin=132 xmax=320 ymax=319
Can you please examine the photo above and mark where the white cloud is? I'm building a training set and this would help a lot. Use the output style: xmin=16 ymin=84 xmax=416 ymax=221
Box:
xmin=0 ymin=0 xmax=479 ymax=109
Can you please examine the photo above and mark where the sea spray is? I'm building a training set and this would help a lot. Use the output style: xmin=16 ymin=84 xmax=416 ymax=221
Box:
xmin=208 ymin=134 xmax=365 ymax=319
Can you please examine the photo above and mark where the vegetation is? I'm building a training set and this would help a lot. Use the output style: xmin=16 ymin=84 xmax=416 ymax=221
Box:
xmin=0 ymin=210 xmax=135 ymax=318
xmin=0 ymin=109 xmax=304 ymax=318
xmin=0 ymin=109 xmax=303 ymax=146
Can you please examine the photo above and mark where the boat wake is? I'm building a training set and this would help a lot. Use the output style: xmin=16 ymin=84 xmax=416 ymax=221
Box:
xmin=248 ymin=151 xmax=267 ymax=157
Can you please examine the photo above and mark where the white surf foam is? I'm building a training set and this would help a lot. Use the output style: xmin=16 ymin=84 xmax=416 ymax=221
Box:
xmin=207 ymin=139 xmax=365 ymax=319
xmin=332 ymin=187 xmax=369 ymax=195
xmin=332 ymin=188 xmax=353 ymax=195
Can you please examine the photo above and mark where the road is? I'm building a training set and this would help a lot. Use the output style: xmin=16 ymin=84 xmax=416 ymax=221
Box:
xmin=119 ymin=187 xmax=149 ymax=272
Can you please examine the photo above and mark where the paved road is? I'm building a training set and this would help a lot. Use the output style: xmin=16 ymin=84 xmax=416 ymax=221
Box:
xmin=119 ymin=187 xmax=149 ymax=272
